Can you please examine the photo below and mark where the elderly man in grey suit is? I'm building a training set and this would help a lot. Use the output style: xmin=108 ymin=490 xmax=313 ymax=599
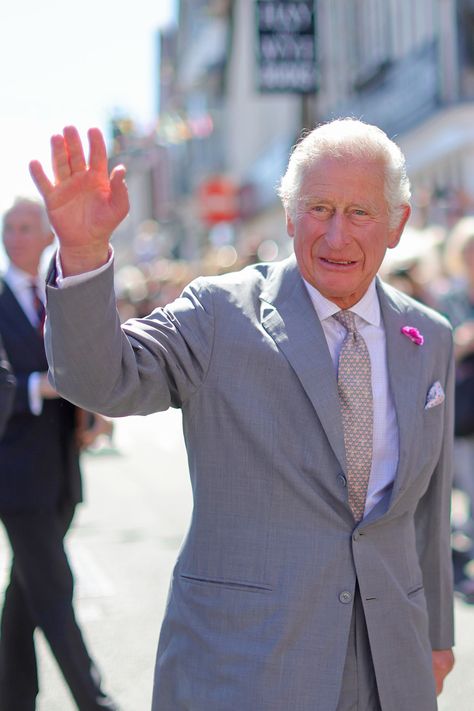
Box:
xmin=30 ymin=118 xmax=455 ymax=710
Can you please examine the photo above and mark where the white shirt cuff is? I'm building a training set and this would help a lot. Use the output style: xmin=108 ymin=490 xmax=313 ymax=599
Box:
xmin=28 ymin=372 xmax=43 ymax=415
xmin=55 ymin=247 xmax=114 ymax=288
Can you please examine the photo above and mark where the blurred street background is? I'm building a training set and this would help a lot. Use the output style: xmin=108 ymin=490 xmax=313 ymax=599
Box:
xmin=0 ymin=410 xmax=472 ymax=710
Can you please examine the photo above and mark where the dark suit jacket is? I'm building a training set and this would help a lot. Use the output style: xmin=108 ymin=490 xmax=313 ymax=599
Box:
xmin=0 ymin=278 xmax=81 ymax=513
xmin=0 ymin=334 xmax=15 ymax=438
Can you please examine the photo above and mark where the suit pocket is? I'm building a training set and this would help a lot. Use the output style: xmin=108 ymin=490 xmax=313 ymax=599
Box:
xmin=407 ymin=584 xmax=424 ymax=598
xmin=424 ymin=400 xmax=444 ymax=413
xmin=180 ymin=573 xmax=272 ymax=594
xmin=405 ymin=584 xmax=430 ymax=638
xmin=420 ymin=399 xmax=445 ymax=462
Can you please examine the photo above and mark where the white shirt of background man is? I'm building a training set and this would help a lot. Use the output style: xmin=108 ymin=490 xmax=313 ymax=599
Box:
xmin=4 ymin=263 xmax=46 ymax=415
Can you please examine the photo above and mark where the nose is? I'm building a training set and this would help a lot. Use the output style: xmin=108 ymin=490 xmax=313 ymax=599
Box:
xmin=325 ymin=213 xmax=349 ymax=250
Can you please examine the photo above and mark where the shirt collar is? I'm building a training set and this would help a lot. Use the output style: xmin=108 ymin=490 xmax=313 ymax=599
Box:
xmin=303 ymin=278 xmax=381 ymax=327
xmin=4 ymin=263 xmax=43 ymax=293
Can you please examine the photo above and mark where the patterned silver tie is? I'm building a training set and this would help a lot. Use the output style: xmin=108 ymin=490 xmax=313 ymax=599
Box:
xmin=333 ymin=310 xmax=373 ymax=522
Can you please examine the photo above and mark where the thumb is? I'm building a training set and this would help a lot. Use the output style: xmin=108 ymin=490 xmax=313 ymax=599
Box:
xmin=109 ymin=165 xmax=129 ymax=219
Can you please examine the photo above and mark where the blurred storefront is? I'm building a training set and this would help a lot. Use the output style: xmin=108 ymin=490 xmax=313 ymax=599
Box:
xmin=314 ymin=0 xmax=474 ymax=228
xmin=108 ymin=0 xmax=474 ymax=278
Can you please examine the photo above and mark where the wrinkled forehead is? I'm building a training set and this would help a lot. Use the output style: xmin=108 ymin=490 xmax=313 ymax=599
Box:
xmin=300 ymin=151 xmax=385 ymax=180
xmin=298 ymin=155 xmax=386 ymax=198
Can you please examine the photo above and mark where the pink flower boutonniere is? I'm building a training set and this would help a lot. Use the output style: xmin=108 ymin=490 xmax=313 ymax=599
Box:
xmin=401 ymin=325 xmax=424 ymax=346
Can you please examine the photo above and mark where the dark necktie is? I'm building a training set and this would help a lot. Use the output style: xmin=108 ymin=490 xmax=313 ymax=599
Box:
xmin=30 ymin=282 xmax=46 ymax=335
xmin=333 ymin=310 xmax=373 ymax=522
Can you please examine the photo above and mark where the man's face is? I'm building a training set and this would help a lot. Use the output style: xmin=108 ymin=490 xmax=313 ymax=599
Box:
xmin=2 ymin=205 xmax=53 ymax=275
xmin=287 ymin=156 xmax=410 ymax=309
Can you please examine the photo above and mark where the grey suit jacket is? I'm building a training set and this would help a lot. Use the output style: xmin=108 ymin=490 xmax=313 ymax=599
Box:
xmin=45 ymin=255 xmax=454 ymax=711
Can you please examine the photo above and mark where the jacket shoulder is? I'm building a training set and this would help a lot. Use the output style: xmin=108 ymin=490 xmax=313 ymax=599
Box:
xmin=186 ymin=259 xmax=291 ymax=300
xmin=379 ymin=279 xmax=452 ymax=333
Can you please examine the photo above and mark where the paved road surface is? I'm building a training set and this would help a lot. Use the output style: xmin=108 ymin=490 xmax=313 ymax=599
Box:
xmin=0 ymin=409 xmax=473 ymax=709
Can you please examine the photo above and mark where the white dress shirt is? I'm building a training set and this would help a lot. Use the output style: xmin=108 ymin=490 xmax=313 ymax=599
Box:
xmin=55 ymin=249 xmax=111 ymax=287
xmin=4 ymin=264 xmax=46 ymax=415
xmin=304 ymin=279 xmax=399 ymax=517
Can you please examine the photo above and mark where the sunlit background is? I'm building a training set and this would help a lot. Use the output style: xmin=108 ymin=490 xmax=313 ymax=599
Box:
xmin=3 ymin=0 xmax=474 ymax=311
xmin=0 ymin=0 xmax=176 ymax=267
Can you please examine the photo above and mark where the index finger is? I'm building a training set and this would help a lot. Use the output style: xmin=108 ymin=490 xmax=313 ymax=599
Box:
xmin=29 ymin=159 xmax=54 ymax=198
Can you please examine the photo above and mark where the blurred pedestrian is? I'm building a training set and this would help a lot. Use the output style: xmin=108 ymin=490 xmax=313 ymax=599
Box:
xmin=76 ymin=409 xmax=115 ymax=452
xmin=31 ymin=120 xmax=455 ymax=710
xmin=0 ymin=198 xmax=118 ymax=710
xmin=437 ymin=217 xmax=474 ymax=596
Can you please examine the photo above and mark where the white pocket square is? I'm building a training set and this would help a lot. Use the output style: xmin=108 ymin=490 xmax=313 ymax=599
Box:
xmin=425 ymin=381 xmax=445 ymax=409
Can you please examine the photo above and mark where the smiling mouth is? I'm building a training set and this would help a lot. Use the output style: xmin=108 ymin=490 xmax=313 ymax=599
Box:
xmin=321 ymin=258 xmax=356 ymax=265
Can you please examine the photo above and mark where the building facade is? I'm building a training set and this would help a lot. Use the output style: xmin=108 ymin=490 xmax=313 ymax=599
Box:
xmin=112 ymin=0 xmax=474 ymax=270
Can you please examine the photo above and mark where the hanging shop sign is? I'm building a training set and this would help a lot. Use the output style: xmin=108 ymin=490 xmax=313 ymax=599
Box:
xmin=256 ymin=0 xmax=318 ymax=93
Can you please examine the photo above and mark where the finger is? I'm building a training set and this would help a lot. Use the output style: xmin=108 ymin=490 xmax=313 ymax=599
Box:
xmin=51 ymin=134 xmax=72 ymax=182
xmin=63 ymin=125 xmax=87 ymax=173
xmin=109 ymin=165 xmax=129 ymax=218
xmin=29 ymin=160 xmax=54 ymax=198
xmin=88 ymin=127 xmax=108 ymax=173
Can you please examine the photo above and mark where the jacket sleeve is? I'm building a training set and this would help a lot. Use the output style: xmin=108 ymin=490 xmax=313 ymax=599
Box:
xmin=45 ymin=259 xmax=215 ymax=417
xmin=414 ymin=337 xmax=455 ymax=650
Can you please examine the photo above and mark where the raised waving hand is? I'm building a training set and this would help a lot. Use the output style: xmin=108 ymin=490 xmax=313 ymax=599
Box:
xmin=29 ymin=126 xmax=129 ymax=276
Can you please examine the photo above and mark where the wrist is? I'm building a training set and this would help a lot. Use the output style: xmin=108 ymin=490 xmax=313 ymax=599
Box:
xmin=59 ymin=245 xmax=111 ymax=276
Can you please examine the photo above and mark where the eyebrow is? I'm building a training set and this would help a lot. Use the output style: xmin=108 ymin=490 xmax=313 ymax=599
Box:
xmin=299 ymin=196 xmax=372 ymax=210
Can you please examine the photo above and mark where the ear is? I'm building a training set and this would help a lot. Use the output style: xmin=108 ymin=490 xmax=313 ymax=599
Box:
xmin=286 ymin=212 xmax=295 ymax=238
xmin=387 ymin=204 xmax=411 ymax=249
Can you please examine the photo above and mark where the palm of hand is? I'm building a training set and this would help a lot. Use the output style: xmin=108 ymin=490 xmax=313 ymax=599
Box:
xmin=46 ymin=168 xmax=126 ymax=250
xmin=29 ymin=126 xmax=129 ymax=259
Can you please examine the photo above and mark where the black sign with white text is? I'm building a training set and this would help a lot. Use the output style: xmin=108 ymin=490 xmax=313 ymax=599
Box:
xmin=256 ymin=0 xmax=317 ymax=93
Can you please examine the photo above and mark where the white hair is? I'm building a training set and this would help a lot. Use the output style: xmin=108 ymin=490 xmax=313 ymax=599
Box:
xmin=277 ymin=118 xmax=411 ymax=228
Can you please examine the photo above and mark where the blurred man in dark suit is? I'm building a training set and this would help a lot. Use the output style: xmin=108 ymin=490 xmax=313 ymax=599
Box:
xmin=0 ymin=198 xmax=117 ymax=710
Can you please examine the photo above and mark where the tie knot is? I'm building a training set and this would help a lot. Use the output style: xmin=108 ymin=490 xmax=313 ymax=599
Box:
xmin=333 ymin=310 xmax=357 ymax=334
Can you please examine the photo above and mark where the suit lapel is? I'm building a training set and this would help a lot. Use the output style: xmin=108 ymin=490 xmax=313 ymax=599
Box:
xmin=260 ymin=266 xmax=426 ymax=505
xmin=260 ymin=257 xmax=347 ymax=472
xmin=0 ymin=279 xmax=44 ymax=355
xmin=376 ymin=279 xmax=425 ymax=504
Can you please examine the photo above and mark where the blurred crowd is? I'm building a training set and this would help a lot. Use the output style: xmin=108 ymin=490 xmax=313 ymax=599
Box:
xmin=114 ymin=233 xmax=290 ymax=320
xmin=379 ymin=193 xmax=474 ymax=603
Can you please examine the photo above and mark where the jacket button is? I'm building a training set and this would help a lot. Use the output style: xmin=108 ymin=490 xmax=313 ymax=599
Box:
xmin=337 ymin=473 xmax=347 ymax=487
xmin=339 ymin=590 xmax=352 ymax=604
